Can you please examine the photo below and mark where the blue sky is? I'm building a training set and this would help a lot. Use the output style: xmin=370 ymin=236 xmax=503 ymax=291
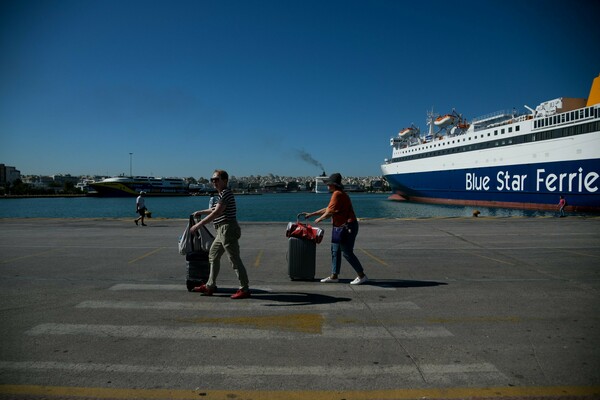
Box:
xmin=1 ymin=0 xmax=599 ymax=179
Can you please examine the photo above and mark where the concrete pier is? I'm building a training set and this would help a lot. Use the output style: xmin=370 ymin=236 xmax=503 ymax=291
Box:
xmin=0 ymin=217 xmax=599 ymax=399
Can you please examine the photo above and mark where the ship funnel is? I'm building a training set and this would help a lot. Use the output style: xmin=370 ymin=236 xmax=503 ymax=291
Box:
xmin=587 ymin=74 xmax=600 ymax=107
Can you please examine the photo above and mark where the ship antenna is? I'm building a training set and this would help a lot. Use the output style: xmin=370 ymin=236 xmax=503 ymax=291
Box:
xmin=427 ymin=108 xmax=435 ymax=136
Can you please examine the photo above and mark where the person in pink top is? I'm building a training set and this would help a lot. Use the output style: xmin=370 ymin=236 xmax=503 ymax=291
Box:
xmin=558 ymin=195 xmax=567 ymax=217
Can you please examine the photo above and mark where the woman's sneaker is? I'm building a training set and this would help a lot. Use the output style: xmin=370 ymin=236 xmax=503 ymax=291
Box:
xmin=320 ymin=276 xmax=339 ymax=283
xmin=350 ymin=275 xmax=368 ymax=285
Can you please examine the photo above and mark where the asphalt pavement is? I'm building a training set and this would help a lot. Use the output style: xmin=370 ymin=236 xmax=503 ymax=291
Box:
xmin=0 ymin=216 xmax=599 ymax=399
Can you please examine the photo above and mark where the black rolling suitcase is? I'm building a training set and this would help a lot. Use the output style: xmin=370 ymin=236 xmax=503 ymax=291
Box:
xmin=186 ymin=253 xmax=210 ymax=291
xmin=179 ymin=215 xmax=214 ymax=291
xmin=285 ymin=214 xmax=323 ymax=281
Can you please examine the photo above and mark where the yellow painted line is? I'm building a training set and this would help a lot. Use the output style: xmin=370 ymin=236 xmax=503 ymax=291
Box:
xmin=358 ymin=247 xmax=388 ymax=266
xmin=254 ymin=249 xmax=264 ymax=267
xmin=562 ymin=249 xmax=600 ymax=258
xmin=0 ymin=248 xmax=60 ymax=264
xmin=128 ymin=247 xmax=165 ymax=264
xmin=180 ymin=313 xmax=324 ymax=334
xmin=1 ymin=385 xmax=599 ymax=399
xmin=458 ymin=249 xmax=515 ymax=266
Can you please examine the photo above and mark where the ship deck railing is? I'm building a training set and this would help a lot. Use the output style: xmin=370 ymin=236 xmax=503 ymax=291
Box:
xmin=472 ymin=109 xmax=514 ymax=125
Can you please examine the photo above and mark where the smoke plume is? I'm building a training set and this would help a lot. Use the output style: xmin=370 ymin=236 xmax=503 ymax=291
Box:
xmin=296 ymin=149 xmax=325 ymax=174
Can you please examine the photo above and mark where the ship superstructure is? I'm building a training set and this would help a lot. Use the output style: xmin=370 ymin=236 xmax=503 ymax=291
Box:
xmin=381 ymin=76 xmax=600 ymax=211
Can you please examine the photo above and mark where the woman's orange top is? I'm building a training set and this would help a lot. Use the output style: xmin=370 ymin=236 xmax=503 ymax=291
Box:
xmin=326 ymin=190 xmax=357 ymax=227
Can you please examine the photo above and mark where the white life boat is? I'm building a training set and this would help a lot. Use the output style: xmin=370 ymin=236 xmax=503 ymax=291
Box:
xmin=399 ymin=127 xmax=416 ymax=137
xmin=434 ymin=114 xmax=455 ymax=127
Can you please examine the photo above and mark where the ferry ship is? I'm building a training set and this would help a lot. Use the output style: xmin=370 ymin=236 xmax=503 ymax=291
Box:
xmin=381 ymin=75 xmax=600 ymax=212
xmin=314 ymin=173 xmax=329 ymax=193
xmin=89 ymin=176 xmax=189 ymax=197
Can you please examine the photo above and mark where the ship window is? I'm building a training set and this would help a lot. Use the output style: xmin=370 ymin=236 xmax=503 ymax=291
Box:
xmin=585 ymin=108 xmax=589 ymax=118
xmin=494 ymin=130 xmax=498 ymax=135
xmin=501 ymin=128 xmax=505 ymax=134
xmin=508 ymin=127 xmax=512 ymax=133
xmin=488 ymin=133 xmax=491 ymax=136
xmin=516 ymin=125 xmax=520 ymax=132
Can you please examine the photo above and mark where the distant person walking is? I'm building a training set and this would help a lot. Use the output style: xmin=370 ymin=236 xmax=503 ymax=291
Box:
xmin=134 ymin=192 xmax=147 ymax=226
xmin=302 ymin=173 xmax=368 ymax=285
xmin=558 ymin=195 xmax=567 ymax=217
xmin=190 ymin=170 xmax=251 ymax=299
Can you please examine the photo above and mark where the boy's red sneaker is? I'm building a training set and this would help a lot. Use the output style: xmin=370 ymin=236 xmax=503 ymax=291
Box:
xmin=231 ymin=289 xmax=251 ymax=299
xmin=191 ymin=284 xmax=214 ymax=296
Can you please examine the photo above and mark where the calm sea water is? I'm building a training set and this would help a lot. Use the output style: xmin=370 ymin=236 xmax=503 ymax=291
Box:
xmin=0 ymin=193 xmax=569 ymax=220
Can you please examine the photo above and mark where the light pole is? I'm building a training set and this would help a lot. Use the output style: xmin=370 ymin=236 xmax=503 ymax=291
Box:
xmin=129 ymin=153 xmax=133 ymax=177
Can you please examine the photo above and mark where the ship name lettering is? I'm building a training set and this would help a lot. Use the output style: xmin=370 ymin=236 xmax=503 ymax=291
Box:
xmin=536 ymin=168 xmax=599 ymax=193
xmin=465 ymin=173 xmax=490 ymax=191
xmin=496 ymin=171 xmax=527 ymax=191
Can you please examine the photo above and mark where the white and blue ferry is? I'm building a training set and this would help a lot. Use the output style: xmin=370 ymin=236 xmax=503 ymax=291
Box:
xmin=381 ymin=75 xmax=600 ymax=212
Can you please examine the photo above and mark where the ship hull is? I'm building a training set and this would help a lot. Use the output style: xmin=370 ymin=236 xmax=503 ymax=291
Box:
xmin=383 ymin=158 xmax=600 ymax=212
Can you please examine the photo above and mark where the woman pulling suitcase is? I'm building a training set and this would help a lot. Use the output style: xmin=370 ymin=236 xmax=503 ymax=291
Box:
xmin=302 ymin=173 xmax=368 ymax=285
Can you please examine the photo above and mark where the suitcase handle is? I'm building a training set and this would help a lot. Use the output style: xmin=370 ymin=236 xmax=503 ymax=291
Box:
xmin=297 ymin=213 xmax=308 ymax=222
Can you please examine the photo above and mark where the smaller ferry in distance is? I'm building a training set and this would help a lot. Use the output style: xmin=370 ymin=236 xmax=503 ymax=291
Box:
xmin=381 ymin=75 xmax=600 ymax=212
xmin=315 ymin=172 xmax=329 ymax=193
xmin=90 ymin=176 xmax=189 ymax=197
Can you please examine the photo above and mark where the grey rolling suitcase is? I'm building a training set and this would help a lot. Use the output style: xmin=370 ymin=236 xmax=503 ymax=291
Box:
xmin=287 ymin=237 xmax=316 ymax=280
xmin=183 ymin=215 xmax=214 ymax=291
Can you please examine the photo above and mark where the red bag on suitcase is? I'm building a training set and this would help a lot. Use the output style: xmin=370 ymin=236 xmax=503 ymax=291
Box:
xmin=286 ymin=214 xmax=323 ymax=244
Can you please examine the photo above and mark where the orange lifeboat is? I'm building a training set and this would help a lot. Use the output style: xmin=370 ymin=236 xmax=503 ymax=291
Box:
xmin=434 ymin=114 xmax=455 ymax=127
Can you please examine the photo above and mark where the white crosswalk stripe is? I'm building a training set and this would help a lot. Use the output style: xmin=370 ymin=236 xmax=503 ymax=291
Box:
xmin=0 ymin=360 xmax=506 ymax=381
xmin=26 ymin=323 xmax=452 ymax=339
xmin=76 ymin=299 xmax=421 ymax=311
